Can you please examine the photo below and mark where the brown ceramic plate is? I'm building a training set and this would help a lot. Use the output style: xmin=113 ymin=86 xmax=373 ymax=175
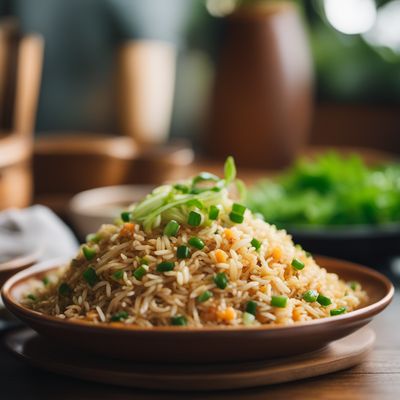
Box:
xmin=1 ymin=256 xmax=394 ymax=363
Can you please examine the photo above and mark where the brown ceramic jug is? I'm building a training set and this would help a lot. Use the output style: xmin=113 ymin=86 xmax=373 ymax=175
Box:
xmin=206 ymin=1 xmax=313 ymax=169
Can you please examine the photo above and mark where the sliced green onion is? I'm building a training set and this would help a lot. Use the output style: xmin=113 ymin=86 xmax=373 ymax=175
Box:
xmin=133 ymin=265 xmax=147 ymax=280
xmin=188 ymin=237 xmax=205 ymax=250
xmin=177 ymin=245 xmax=190 ymax=259
xmin=214 ymin=272 xmax=228 ymax=289
xmin=86 ymin=232 xmax=102 ymax=243
xmin=82 ymin=246 xmax=96 ymax=261
xmin=245 ymin=300 xmax=257 ymax=315
xmin=111 ymin=311 xmax=129 ymax=322
xmin=349 ymin=281 xmax=359 ymax=291
xmin=251 ymin=238 xmax=261 ymax=251
xmin=113 ymin=270 xmax=124 ymax=280
xmin=224 ymin=156 xmax=236 ymax=184
xmin=197 ymin=290 xmax=213 ymax=303
xmin=188 ymin=211 xmax=202 ymax=227
xmin=163 ymin=220 xmax=180 ymax=237
xmin=232 ymin=203 xmax=246 ymax=216
xmin=330 ymin=307 xmax=347 ymax=316
xmin=317 ymin=294 xmax=332 ymax=307
xmin=229 ymin=212 xmax=244 ymax=224
xmin=186 ymin=199 xmax=204 ymax=209
xmin=171 ymin=315 xmax=187 ymax=326
xmin=243 ymin=312 xmax=255 ymax=325
xmin=208 ymin=205 xmax=220 ymax=220
xmin=83 ymin=266 xmax=98 ymax=287
xmin=292 ymin=258 xmax=305 ymax=270
xmin=192 ymin=172 xmax=220 ymax=185
xmin=139 ymin=257 xmax=148 ymax=265
xmin=271 ymin=295 xmax=288 ymax=308
xmin=58 ymin=283 xmax=71 ymax=296
xmin=120 ymin=211 xmax=131 ymax=222
xmin=42 ymin=276 xmax=50 ymax=286
xmin=157 ymin=261 xmax=175 ymax=272
xmin=303 ymin=290 xmax=318 ymax=302
xmin=174 ymin=184 xmax=190 ymax=193
xmin=27 ymin=294 xmax=37 ymax=301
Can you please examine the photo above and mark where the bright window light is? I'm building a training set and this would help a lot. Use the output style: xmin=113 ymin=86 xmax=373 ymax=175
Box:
xmin=324 ymin=0 xmax=377 ymax=35
xmin=363 ymin=0 xmax=400 ymax=54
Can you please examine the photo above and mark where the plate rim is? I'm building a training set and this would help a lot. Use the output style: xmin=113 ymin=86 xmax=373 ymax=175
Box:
xmin=1 ymin=255 xmax=394 ymax=335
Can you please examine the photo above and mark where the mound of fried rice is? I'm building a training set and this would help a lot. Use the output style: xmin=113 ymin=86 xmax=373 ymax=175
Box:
xmin=24 ymin=208 xmax=367 ymax=327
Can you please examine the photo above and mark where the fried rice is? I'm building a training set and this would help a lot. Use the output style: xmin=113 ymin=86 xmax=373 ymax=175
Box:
xmin=24 ymin=158 xmax=367 ymax=327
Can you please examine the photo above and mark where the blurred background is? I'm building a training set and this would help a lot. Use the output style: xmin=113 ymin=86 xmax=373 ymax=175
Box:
xmin=1 ymin=0 xmax=400 ymax=268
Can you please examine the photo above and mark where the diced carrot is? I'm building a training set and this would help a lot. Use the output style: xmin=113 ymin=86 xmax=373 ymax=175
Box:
xmin=215 ymin=249 xmax=228 ymax=263
xmin=224 ymin=228 xmax=234 ymax=240
xmin=217 ymin=307 xmax=236 ymax=322
xmin=120 ymin=223 xmax=135 ymax=237
xmin=272 ymin=247 xmax=282 ymax=260
xmin=260 ymin=285 xmax=267 ymax=293
xmin=224 ymin=307 xmax=236 ymax=321
xmin=293 ymin=307 xmax=303 ymax=322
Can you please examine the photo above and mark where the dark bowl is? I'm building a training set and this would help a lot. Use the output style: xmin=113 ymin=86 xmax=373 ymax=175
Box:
xmin=287 ymin=222 xmax=400 ymax=267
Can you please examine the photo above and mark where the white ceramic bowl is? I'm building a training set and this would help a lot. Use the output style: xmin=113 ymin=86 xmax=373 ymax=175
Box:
xmin=69 ymin=185 xmax=154 ymax=239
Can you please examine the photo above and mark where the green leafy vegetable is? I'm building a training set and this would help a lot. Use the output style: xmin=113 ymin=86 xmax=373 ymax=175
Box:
xmin=246 ymin=152 xmax=400 ymax=227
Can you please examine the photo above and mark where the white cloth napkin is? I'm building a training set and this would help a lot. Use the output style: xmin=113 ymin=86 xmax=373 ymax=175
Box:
xmin=0 ymin=205 xmax=79 ymax=264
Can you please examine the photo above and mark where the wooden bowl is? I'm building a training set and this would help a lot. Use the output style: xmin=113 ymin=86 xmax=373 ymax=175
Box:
xmin=1 ymin=256 xmax=393 ymax=363
xmin=0 ymin=248 xmax=40 ymax=287
xmin=33 ymin=134 xmax=194 ymax=195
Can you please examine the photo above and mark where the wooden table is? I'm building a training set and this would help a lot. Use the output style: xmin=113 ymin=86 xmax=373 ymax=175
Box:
xmin=0 ymin=274 xmax=398 ymax=399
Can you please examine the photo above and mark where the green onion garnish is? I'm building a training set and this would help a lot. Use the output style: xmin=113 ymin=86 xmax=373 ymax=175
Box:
xmin=188 ymin=237 xmax=205 ymax=250
xmin=317 ymin=294 xmax=332 ymax=307
xmin=245 ymin=300 xmax=257 ymax=315
xmin=192 ymin=172 xmax=220 ymax=185
xmin=292 ymin=258 xmax=305 ymax=270
xmin=229 ymin=212 xmax=244 ymax=224
xmin=188 ymin=211 xmax=202 ymax=227
xmin=86 ymin=233 xmax=101 ymax=243
xmin=208 ymin=205 xmax=220 ymax=220
xmin=27 ymin=294 xmax=37 ymax=301
xmin=42 ymin=276 xmax=50 ymax=286
xmin=133 ymin=265 xmax=147 ymax=280
xmin=303 ymin=290 xmax=318 ymax=302
xmin=171 ymin=315 xmax=187 ymax=326
xmin=82 ymin=246 xmax=96 ymax=261
xmin=197 ymin=290 xmax=213 ymax=302
xmin=83 ymin=266 xmax=98 ymax=287
xmin=186 ymin=199 xmax=204 ymax=209
xmin=58 ymin=283 xmax=71 ymax=296
xmin=224 ymin=156 xmax=236 ymax=184
xmin=177 ymin=245 xmax=190 ymax=259
xmin=243 ymin=312 xmax=255 ymax=325
xmin=163 ymin=220 xmax=180 ymax=237
xmin=157 ymin=261 xmax=175 ymax=272
xmin=349 ymin=281 xmax=359 ymax=291
xmin=330 ymin=307 xmax=347 ymax=316
xmin=113 ymin=270 xmax=124 ymax=280
xmin=232 ymin=203 xmax=246 ymax=216
xmin=251 ymin=238 xmax=261 ymax=251
xmin=174 ymin=184 xmax=190 ymax=193
xmin=111 ymin=311 xmax=129 ymax=322
xmin=271 ymin=295 xmax=288 ymax=308
xmin=214 ymin=272 xmax=228 ymax=289
xmin=120 ymin=211 xmax=131 ymax=222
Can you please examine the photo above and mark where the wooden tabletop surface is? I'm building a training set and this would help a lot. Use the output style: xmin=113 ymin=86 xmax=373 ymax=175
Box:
xmin=0 ymin=269 xmax=398 ymax=399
